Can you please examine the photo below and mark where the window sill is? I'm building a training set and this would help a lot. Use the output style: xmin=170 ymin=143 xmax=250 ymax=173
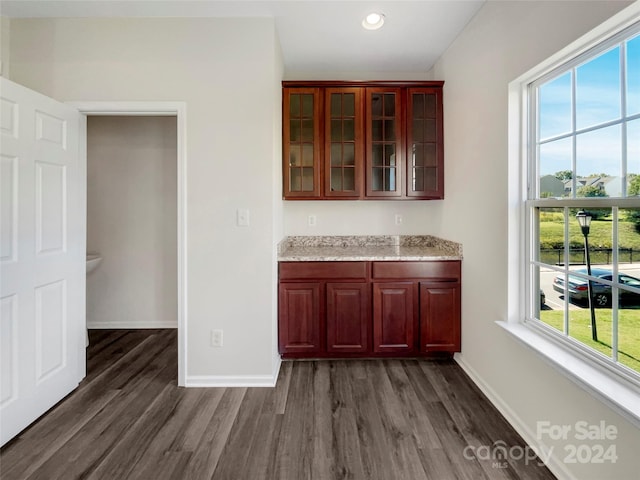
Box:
xmin=497 ymin=320 xmax=640 ymax=428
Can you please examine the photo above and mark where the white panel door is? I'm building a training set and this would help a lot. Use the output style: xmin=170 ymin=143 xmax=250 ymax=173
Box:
xmin=0 ymin=78 xmax=86 ymax=446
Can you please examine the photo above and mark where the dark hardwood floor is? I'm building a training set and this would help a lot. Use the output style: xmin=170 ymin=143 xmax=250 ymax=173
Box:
xmin=0 ymin=329 xmax=555 ymax=480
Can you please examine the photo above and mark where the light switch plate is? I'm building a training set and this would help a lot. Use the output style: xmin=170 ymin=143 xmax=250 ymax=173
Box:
xmin=237 ymin=209 xmax=250 ymax=227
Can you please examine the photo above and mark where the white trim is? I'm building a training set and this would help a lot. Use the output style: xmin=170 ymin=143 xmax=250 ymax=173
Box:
xmin=529 ymin=197 xmax=640 ymax=208
xmin=507 ymin=67 xmax=528 ymax=325
xmin=186 ymin=359 xmax=281 ymax=388
xmin=454 ymin=351 xmax=577 ymax=480
xmin=77 ymin=113 xmax=88 ymax=383
xmin=66 ymin=101 xmax=181 ymax=116
xmin=87 ymin=322 xmax=178 ymax=329
xmin=68 ymin=101 xmax=188 ymax=387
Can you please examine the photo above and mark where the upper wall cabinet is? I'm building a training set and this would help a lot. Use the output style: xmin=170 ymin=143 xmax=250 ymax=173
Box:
xmin=282 ymin=81 xmax=444 ymax=200
xmin=283 ymin=88 xmax=321 ymax=198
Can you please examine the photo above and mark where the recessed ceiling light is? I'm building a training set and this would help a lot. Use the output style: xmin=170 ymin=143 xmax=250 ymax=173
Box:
xmin=362 ymin=12 xmax=385 ymax=30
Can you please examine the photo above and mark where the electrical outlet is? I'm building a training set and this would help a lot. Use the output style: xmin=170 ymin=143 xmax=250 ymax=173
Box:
xmin=236 ymin=209 xmax=250 ymax=227
xmin=308 ymin=215 xmax=317 ymax=227
xmin=211 ymin=329 xmax=223 ymax=347
xmin=395 ymin=214 xmax=403 ymax=225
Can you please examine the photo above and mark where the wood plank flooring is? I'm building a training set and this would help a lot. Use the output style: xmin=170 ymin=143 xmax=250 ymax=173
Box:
xmin=0 ymin=330 xmax=556 ymax=480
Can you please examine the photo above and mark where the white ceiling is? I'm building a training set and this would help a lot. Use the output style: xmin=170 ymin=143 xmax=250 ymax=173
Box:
xmin=0 ymin=0 xmax=486 ymax=74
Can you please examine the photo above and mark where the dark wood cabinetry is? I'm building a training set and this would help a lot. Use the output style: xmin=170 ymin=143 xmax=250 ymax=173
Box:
xmin=324 ymin=88 xmax=364 ymax=198
xmin=283 ymin=88 xmax=321 ymax=198
xmin=420 ymin=283 xmax=461 ymax=352
xmin=406 ymin=88 xmax=444 ymax=198
xmin=283 ymin=81 xmax=444 ymax=200
xmin=279 ymin=262 xmax=368 ymax=356
xmin=365 ymin=87 xmax=403 ymax=198
xmin=372 ymin=282 xmax=417 ymax=353
xmin=326 ymin=283 xmax=369 ymax=353
xmin=278 ymin=282 xmax=321 ymax=354
xmin=278 ymin=260 xmax=460 ymax=358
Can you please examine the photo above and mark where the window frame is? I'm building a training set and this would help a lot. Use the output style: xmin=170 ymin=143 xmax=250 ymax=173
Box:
xmin=505 ymin=2 xmax=640 ymax=426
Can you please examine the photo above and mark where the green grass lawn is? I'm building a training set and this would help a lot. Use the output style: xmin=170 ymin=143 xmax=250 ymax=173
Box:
xmin=539 ymin=214 xmax=640 ymax=250
xmin=537 ymin=212 xmax=640 ymax=374
xmin=540 ymin=308 xmax=640 ymax=374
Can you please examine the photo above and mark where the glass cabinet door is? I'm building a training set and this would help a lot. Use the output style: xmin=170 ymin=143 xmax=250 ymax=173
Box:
xmin=325 ymin=88 xmax=363 ymax=197
xmin=407 ymin=88 xmax=443 ymax=198
xmin=366 ymin=88 xmax=402 ymax=197
xmin=283 ymin=88 xmax=320 ymax=197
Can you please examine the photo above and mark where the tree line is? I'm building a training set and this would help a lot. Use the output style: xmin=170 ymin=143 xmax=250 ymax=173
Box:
xmin=548 ymin=171 xmax=640 ymax=232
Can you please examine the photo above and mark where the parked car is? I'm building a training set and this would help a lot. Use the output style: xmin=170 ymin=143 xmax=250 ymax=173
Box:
xmin=540 ymin=289 xmax=546 ymax=307
xmin=552 ymin=268 xmax=640 ymax=307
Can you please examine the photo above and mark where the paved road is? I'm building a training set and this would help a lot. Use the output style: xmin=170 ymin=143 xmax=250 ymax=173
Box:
xmin=539 ymin=264 xmax=640 ymax=311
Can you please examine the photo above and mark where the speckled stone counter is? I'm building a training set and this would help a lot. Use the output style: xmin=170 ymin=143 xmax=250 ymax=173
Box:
xmin=277 ymin=235 xmax=462 ymax=262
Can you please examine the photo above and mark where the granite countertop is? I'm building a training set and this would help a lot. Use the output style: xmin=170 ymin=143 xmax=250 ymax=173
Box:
xmin=277 ymin=235 xmax=462 ymax=262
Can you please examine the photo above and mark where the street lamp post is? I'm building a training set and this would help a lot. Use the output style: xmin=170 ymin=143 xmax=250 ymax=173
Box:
xmin=576 ymin=210 xmax=598 ymax=342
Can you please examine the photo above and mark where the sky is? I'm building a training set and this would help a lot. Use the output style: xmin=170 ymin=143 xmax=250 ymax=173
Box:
xmin=538 ymin=32 xmax=639 ymax=183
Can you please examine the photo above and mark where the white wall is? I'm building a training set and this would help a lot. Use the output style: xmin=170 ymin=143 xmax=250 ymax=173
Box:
xmin=429 ymin=1 xmax=640 ymax=479
xmin=284 ymin=200 xmax=443 ymax=235
xmin=0 ymin=17 xmax=9 ymax=77
xmin=9 ymin=17 xmax=283 ymax=382
xmin=86 ymin=116 xmax=177 ymax=329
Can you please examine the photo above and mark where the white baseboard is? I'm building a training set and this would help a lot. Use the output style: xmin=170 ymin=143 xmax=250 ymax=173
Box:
xmin=186 ymin=358 xmax=282 ymax=388
xmin=185 ymin=374 xmax=276 ymax=388
xmin=454 ymin=352 xmax=575 ymax=480
xmin=87 ymin=321 xmax=177 ymax=329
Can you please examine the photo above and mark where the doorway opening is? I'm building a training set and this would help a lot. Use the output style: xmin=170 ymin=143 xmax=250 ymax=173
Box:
xmin=72 ymin=102 xmax=187 ymax=386
xmin=86 ymin=115 xmax=177 ymax=376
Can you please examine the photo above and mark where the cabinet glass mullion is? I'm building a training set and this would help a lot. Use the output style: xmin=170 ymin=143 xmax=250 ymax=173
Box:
xmin=325 ymin=88 xmax=363 ymax=197
xmin=284 ymin=88 xmax=320 ymax=198
xmin=408 ymin=88 xmax=443 ymax=198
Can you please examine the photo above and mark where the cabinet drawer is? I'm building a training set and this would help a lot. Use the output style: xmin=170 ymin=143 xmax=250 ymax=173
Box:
xmin=279 ymin=261 xmax=368 ymax=280
xmin=372 ymin=261 xmax=460 ymax=280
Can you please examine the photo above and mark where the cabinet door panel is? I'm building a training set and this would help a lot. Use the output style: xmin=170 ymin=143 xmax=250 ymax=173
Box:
xmin=373 ymin=282 xmax=417 ymax=353
xmin=279 ymin=283 xmax=321 ymax=353
xmin=420 ymin=283 xmax=460 ymax=352
xmin=366 ymin=88 xmax=403 ymax=198
xmin=407 ymin=88 xmax=444 ymax=198
xmin=283 ymin=88 xmax=321 ymax=198
xmin=325 ymin=88 xmax=364 ymax=197
xmin=326 ymin=283 xmax=369 ymax=353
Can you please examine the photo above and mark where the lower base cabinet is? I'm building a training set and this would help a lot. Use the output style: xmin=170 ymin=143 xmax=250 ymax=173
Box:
xmin=326 ymin=283 xmax=369 ymax=353
xmin=419 ymin=283 xmax=461 ymax=352
xmin=372 ymin=282 xmax=417 ymax=353
xmin=278 ymin=282 xmax=321 ymax=354
xmin=279 ymin=260 xmax=461 ymax=358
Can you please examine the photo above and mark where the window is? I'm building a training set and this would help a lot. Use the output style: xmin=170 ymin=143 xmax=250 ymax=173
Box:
xmin=507 ymin=3 xmax=640 ymax=422
xmin=527 ymin=23 xmax=640 ymax=383
xmin=528 ymin=24 xmax=640 ymax=381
